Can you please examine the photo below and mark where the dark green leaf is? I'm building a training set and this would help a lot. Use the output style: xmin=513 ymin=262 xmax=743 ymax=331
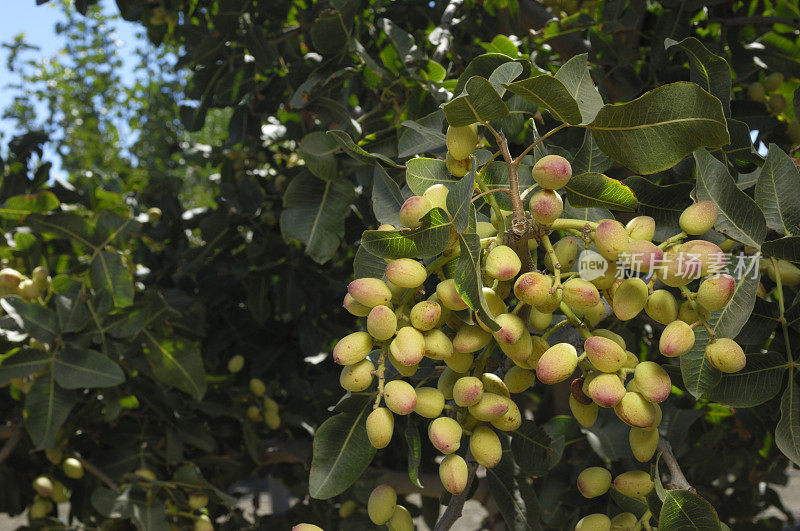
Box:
xmin=589 ymin=83 xmax=729 ymax=174
xmin=453 ymin=213 xmax=500 ymax=331
xmin=453 ymin=53 xmax=531 ymax=96
xmin=55 ymin=285 xmax=90 ymax=333
xmin=554 ymin=53 xmax=604 ymax=124
xmin=571 ymin=129 xmax=611 ymax=175
xmin=511 ymin=420 xmax=554 ymax=476
xmin=442 ymin=76 xmax=510 ymax=127
xmin=623 ymin=177 xmax=694 ymax=241
xmin=1 ymin=297 xmax=59 ymax=343
xmin=398 ymin=111 xmax=446 ymax=158
xmin=0 ymin=348 xmax=50 ymax=386
xmin=504 ymin=75 xmax=582 ymax=125
xmin=446 ymin=164 xmax=476 ymax=233
xmin=659 ymin=489 xmax=721 ymax=531
xmin=90 ymin=251 xmax=134 ymax=309
xmin=565 ymin=173 xmax=637 ymax=211
xmin=326 ymin=130 xmax=403 ymax=168
xmin=361 ymin=208 xmax=452 ymax=259
xmin=755 ymin=144 xmax=800 ymax=236
xmin=310 ymin=9 xmax=351 ymax=55
xmin=142 ymin=331 xmax=206 ymax=400
xmin=405 ymin=158 xmax=458 ymax=196
xmin=54 ymin=348 xmax=125 ymax=389
xmin=24 ymin=371 xmax=75 ymax=449
xmin=776 ymin=379 xmax=800 ymax=466
xmin=405 ymin=416 xmax=423 ymax=488
xmin=299 ymin=132 xmax=340 ymax=181
xmin=353 ymin=245 xmax=388 ymax=279
xmin=762 ymin=236 xmax=800 ymax=263
xmin=666 ymin=37 xmax=731 ymax=116
xmin=372 ymin=165 xmax=405 ymax=227
xmin=706 ymin=352 xmax=787 ymax=407
xmin=486 ymin=451 xmax=542 ymax=531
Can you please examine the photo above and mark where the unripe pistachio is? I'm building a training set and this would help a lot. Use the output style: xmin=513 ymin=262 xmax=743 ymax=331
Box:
xmin=680 ymin=240 xmax=725 ymax=275
xmin=383 ymin=380 xmax=418 ymax=415
xmin=333 ymin=331 xmax=373 ymax=365
xmin=343 ymin=292 xmax=371 ymax=317
xmin=439 ymin=454 xmax=469 ymax=495
xmin=768 ymin=94 xmax=787 ymax=114
xmin=536 ymin=343 xmax=578 ymax=384
xmin=612 ymin=277 xmax=648 ymax=321
xmin=629 ymin=427 xmax=659 ymax=462
xmin=468 ymin=392 xmax=510 ymax=421
xmin=436 ymin=278 xmax=469 ymax=311
xmin=366 ymin=407 xmax=394 ymax=449
xmin=577 ymin=467 xmax=612 ymax=498
xmin=493 ymin=313 xmax=527 ymax=345
xmin=645 ymin=290 xmax=678 ymax=325
xmin=504 ymin=366 xmax=536 ymax=393
xmin=570 ymin=395 xmax=599 ymax=427
xmin=227 ymin=354 xmax=245 ymax=373
xmin=424 ymin=329 xmax=453 ymax=360
xmin=414 ymin=387 xmax=445 ymax=418
xmin=528 ymin=336 xmax=550 ymax=369
xmin=388 ymin=505 xmax=414 ymax=531
xmin=453 ymin=324 xmax=492 ymax=353
xmin=658 ymin=251 xmax=703 ymax=287
xmin=246 ymin=405 xmax=262 ymax=421
xmin=529 ymin=189 xmax=564 ymax=225
xmin=626 ymin=216 xmax=655 ymax=241
xmin=340 ymin=359 xmax=375 ymax=392
xmin=446 ymin=152 xmax=472 ymax=177
xmin=135 ymin=468 xmax=157 ymax=480
xmin=545 ymin=236 xmax=580 ymax=272
xmin=594 ymin=219 xmax=629 ymax=261
xmin=485 ymin=245 xmax=522 ymax=282
xmin=611 ymin=512 xmax=638 ymax=530
xmin=390 ymin=327 xmax=425 ymax=366
xmin=194 ymin=515 xmax=214 ymax=531
xmin=621 ymin=240 xmax=663 ymax=273
xmin=423 ymin=184 xmax=449 ymax=212
xmin=678 ymin=300 xmax=709 ymax=324
xmin=514 ymin=271 xmax=553 ymax=307
xmin=491 ymin=397 xmax=522 ymax=431
xmin=348 ymin=277 xmax=392 ymax=307
xmin=590 ymin=255 xmax=618 ymax=290
xmin=386 ymin=280 xmax=406 ymax=303
xmin=263 ymin=412 xmax=281 ymax=429
xmin=378 ymin=224 xmax=395 ymax=231
xmin=706 ymin=338 xmax=746 ymax=373
xmin=614 ymin=392 xmax=657 ymax=428
xmin=368 ymin=485 xmax=397 ymax=524
xmin=264 ymin=397 xmax=279 ymax=414
xmin=680 ymin=201 xmax=718 ymax=235
xmin=367 ymin=305 xmax=398 ymax=341
xmin=532 ymin=154 xmax=572 ymax=190
xmin=586 ymin=372 xmax=626 ymax=407
xmin=584 ymin=336 xmax=626 ymax=373
xmin=19 ymin=279 xmax=40 ymax=299
xmin=633 ymin=361 xmax=671 ymax=403
xmin=697 ymin=274 xmax=735 ymax=312
xmin=30 ymin=499 xmax=53 ymax=519
xmin=0 ymin=268 xmax=23 ymax=288
xmin=62 ymin=457 xmax=84 ymax=479
xmin=764 ymin=72 xmax=784 ymax=92
xmin=768 ymin=260 xmax=800 ymax=286
xmin=389 ymin=354 xmax=418 ymax=377
xmin=50 ymin=480 xmax=69 ymax=503
xmin=498 ymin=331 xmax=534 ymax=366
xmin=480 ymin=373 xmax=510 ymax=397
xmin=453 ymin=376 xmax=484 ymax=407
xmin=446 ymin=124 xmax=479 ymax=160
xmin=437 ymin=368 xmax=464 ymax=399
xmin=575 ymin=513 xmax=611 ymax=531
xmin=410 ymin=301 xmax=442 ymax=331
xmin=428 ymin=416 xmax=462 ymax=454
xmin=491 ymin=207 xmax=513 ymax=230
xmin=477 ymin=221 xmax=497 ymax=239
xmin=659 ymin=320 xmax=695 ymax=357
xmin=339 ymin=500 xmax=357 ymax=519
xmin=528 ymin=307 xmax=553 ymax=330
xmin=385 ymin=259 xmax=427 ymax=289
xmin=32 ymin=266 xmax=50 ymax=289
xmin=470 ymin=425 xmax=502 ymax=468
xmin=444 ymin=351 xmax=472 ymax=373
xmin=613 ymin=470 xmax=654 ymax=498
xmin=747 ymin=81 xmax=766 ymax=101
xmin=399 ymin=195 xmax=433 ymax=228
xmin=623 ymin=351 xmax=639 ymax=369
xmin=562 ymin=278 xmax=600 ymax=310
xmin=188 ymin=492 xmax=209 ymax=510
xmin=649 ymin=403 xmax=663 ymax=429
xmin=45 ymin=447 xmax=62 ymax=465
xmin=33 ymin=476 xmax=54 ymax=497
xmin=478 ymin=287 xmax=508 ymax=332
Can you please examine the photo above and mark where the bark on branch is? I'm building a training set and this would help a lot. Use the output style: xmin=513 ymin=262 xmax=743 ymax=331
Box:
xmin=434 ymin=449 xmax=479 ymax=531
xmin=658 ymin=438 xmax=696 ymax=493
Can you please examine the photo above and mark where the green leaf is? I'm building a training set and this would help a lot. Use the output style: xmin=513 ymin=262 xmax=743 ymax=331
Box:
xmin=372 ymin=165 xmax=405 ymax=227
xmin=280 ymin=172 xmax=357 ymax=264
xmin=309 ymin=398 xmax=376 ymax=499
xmin=564 ymin=173 xmax=637 ymax=211
xmin=361 ymin=208 xmax=452 ymax=259
xmin=310 ymin=8 xmax=351 ymax=55
xmin=353 ymin=245 xmax=388 ymax=279
xmin=398 ymin=110 xmax=446 ymax=158
xmin=142 ymin=331 xmax=206 ymax=400
xmin=442 ymin=76 xmax=510 ymax=127
xmin=554 ymin=53 xmax=604 ymax=124
xmin=623 ymin=177 xmax=694 ymax=242
xmin=588 ymin=82 xmax=729 ymax=174
xmin=404 ymin=415 xmax=423 ymax=488
xmin=511 ymin=420 xmax=554 ymax=476
xmin=453 ymin=212 xmax=500 ymax=331
xmin=563 ymin=197 xmax=612 ymax=224
xmin=90 ymin=251 xmax=134 ymax=309
xmin=54 ymin=348 xmax=125 ymax=389
xmin=762 ymin=236 xmax=800 ymax=263
xmin=722 ymin=119 xmax=761 ymax=173
xmin=666 ymin=37 xmax=731 ymax=116
xmin=1 ymin=297 xmax=59 ymax=343
xmin=503 ymin=75 xmax=582 ymax=125
xmin=55 ymin=285 xmax=90 ymax=333
xmin=694 ymin=149 xmax=767 ymax=248
xmin=91 ymin=486 xmax=134 ymax=518
xmin=26 ymin=212 xmax=95 ymax=249
xmin=479 ymin=161 xmax=534 ymax=211
xmin=486 ymin=451 xmax=542 ymax=531
xmin=659 ymin=489 xmax=721 ymax=531
xmin=299 ymin=132 xmax=340 ymax=181
xmin=706 ymin=352 xmax=788 ymax=407
xmin=453 ymin=53 xmax=531 ymax=96
xmin=681 ymin=267 xmax=760 ymax=397
xmin=405 ymin=158 xmax=458 ymax=196
xmin=488 ymin=61 xmax=524 ymax=96
xmin=755 ymin=144 xmax=800 ymax=236
xmin=0 ymin=191 xmax=60 ymax=219
xmin=776 ymin=378 xmax=800 ymax=466
xmin=0 ymin=348 xmax=50 ymax=386
xmin=326 ymin=130 xmax=403 ymax=168
xmin=571 ymin=129 xmax=611 ymax=175
xmin=446 ymin=164 xmax=476 ymax=233
xmin=377 ymin=18 xmax=424 ymax=66
xmin=132 ymin=500 xmax=169 ymax=531
xmin=24 ymin=371 xmax=75 ymax=449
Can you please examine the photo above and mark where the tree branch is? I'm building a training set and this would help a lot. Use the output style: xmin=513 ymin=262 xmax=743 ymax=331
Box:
xmin=433 ymin=448 xmax=479 ymax=531
xmin=68 ymin=449 xmax=119 ymax=490
xmin=432 ymin=0 xmax=466 ymax=63
xmin=658 ymin=438 xmax=695 ymax=492
xmin=0 ymin=425 xmax=23 ymax=465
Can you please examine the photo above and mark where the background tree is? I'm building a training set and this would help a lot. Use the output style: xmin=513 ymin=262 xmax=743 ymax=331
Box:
xmin=0 ymin=0 xmax=798 ymax=529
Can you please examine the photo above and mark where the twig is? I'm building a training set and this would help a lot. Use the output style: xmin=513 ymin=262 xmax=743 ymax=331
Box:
xmin=0 ymin=425 xmax=23 ymax=465
xmin=485 ymin=124 xmax=528 ymax=235
xmin=514 ymin=123 xmax=568 ymax=164
xmin=433 ymin=448 xmax=478 ymax=531
xmin=432 ymin=0 xmax=465 ymax=63
xmin=657 ymin=438 xmax=695 ymax=492
xmin=373 ymin=351 xmax=388 ymax=409
xmin=472 ymin=188 xmax=512 ymax=203
xmin=69 ymin=449 xmax=119 ymax=490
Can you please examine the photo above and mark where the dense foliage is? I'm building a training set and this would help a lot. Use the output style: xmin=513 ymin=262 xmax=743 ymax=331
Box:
xmin=0 ymin=0 xmax=799 ymax=529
